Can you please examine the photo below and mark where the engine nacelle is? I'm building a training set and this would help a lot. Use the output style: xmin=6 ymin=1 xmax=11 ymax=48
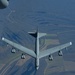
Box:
xmin=21 ymin=53 xmax=25 ymax=59
xmin=11 ymin=48 xmax=16 ymax=53
xmin=48 ymin=55 xmax=53 ymax=61
xmin=58 ymin=51 xmax=63 ymax=56
xmin=0 ymin=0 xmax=9 ymax=9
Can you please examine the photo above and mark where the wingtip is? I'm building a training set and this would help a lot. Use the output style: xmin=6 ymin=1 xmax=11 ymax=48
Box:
xmin=2 ymin=37 xmax=5 ymax=40
xmin=70 ymin=42 xmax=72 ymax=45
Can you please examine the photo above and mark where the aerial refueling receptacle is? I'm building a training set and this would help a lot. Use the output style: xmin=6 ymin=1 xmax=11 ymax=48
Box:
xmin=0 ymin=0 xmax=9 ymax=9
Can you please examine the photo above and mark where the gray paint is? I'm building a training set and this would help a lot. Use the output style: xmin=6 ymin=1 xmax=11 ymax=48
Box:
xmin=2 ymin=32 xmax=72 ymax=70
xmin=0 ymin=0 xmax=9 ymax=9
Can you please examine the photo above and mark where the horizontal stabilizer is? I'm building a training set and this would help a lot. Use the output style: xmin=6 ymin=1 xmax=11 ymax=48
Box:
xmin=28 ymin=32 xmax=47 ymax=38
xmin=28 ymin=32 xmax=37 ymax=37
xmin=39 ymin=42 xmax=72 ymax=58
xmin=2 ymin=37 xmax=36 ymax=58
xmin=38 ymin=33 xmax=47 ymax=38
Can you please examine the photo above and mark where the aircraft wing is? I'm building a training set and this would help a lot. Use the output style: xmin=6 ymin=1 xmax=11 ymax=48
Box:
xmin=39 ymin=42 xmax=72 ymax=58
xmin=2 ymin=37 xmax=36 ymax=58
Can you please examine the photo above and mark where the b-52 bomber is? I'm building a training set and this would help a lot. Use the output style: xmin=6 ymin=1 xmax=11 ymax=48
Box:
xmin=0 ymin=0 xmax=72 ymax=70
xmin=1 ymin=31 xmax=72 ymax=70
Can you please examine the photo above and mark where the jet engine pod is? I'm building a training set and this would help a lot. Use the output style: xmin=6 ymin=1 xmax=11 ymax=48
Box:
xmin=48 ymin=55 xmax=53 ymax=61
xmin=0 ymin=0 xmax=9 ymax=9
xmin=21 ymin=53 xmax=25 ymax=59
xmin=11 ymin=48 xmax=16 ymax=53
xmin=58 ymin=50 xmax=63 ymax=56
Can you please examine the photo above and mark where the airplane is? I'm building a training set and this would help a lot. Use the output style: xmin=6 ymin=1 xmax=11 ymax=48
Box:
xmin=0 ymin=0 xmax=73 ymax=70
xmin=1 ymin=31 xmax=72 ymax=70
xmin=0 ymin=0 xmax=9 ymax=9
